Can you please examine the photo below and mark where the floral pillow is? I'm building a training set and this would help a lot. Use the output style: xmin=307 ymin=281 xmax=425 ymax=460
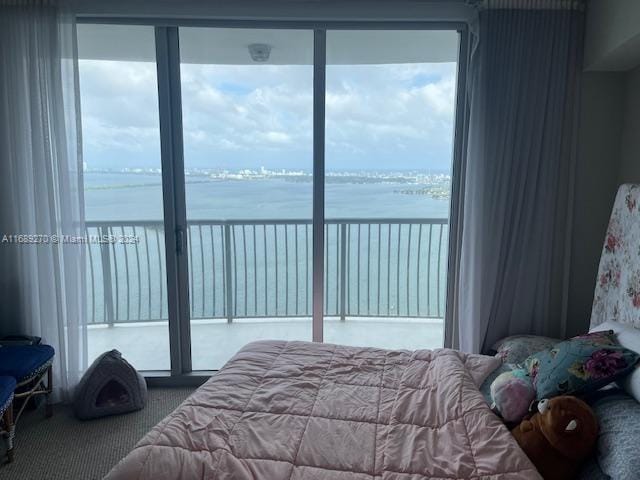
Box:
xmin=523 ymin=330 xmax=640 ymax=400
xmin=492 ymin=335 xmax=560 ymax=364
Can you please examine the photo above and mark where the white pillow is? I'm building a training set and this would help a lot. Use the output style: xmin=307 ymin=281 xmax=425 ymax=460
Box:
xmin=590 ymin=320 xmax=640 ymax=403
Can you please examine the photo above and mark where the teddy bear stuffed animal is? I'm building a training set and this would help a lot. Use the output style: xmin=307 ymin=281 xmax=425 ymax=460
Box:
xmin=511 ymin=396 xmax=598 ymax=480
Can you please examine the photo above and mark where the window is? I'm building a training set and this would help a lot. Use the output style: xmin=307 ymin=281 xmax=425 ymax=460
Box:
xmin=323 ymin=30 xmax=458 ymax=349
xmin=76 ymin=22 xmax=464 ymax=375
xmin=179 ymin=28 xmax=314 ymax=369
xmin=78 ymin=24 xmax=170 ymax=370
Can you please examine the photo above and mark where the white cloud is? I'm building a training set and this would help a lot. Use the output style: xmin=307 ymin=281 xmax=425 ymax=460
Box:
xmin=258 ymin=131 xmax=292 ymax=145
xmin=79 ymin=57 xmax=456 ymax=171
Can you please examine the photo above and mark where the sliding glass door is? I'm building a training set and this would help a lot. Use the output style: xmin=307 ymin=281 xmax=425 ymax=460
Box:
xmin=179 ymin=28 xmax=314 ymax=370
xmin=76 ymin=22 xmax=463 ymax=374
xmin=323 ymin=30 xmax=458 ymax=350
xmin=77 ymin=24 xmax=170 ymax=370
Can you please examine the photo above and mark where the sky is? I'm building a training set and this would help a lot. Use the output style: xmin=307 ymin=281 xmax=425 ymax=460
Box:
xmin=78 ymin=58 xmax=457 ymax=173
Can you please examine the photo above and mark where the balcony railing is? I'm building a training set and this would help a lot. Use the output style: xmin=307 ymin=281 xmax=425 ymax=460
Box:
xmin=84 ymin=219 xmax=449 ymax=325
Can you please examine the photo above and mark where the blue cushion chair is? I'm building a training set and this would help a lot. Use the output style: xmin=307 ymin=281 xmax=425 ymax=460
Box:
xmin=0 ymin=344 xmax=55 ymax=462
xmin=0 ymin=376 xmax=16 ymax=463
xmin=0 ymin=345 xmax=55 ymax=385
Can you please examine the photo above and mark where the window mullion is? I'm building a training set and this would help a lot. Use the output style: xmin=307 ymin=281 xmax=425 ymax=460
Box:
xmin=155 ymin=26 xmax=192 ymax=373
xmin=312 ymin=28 xmax=326 ymax=343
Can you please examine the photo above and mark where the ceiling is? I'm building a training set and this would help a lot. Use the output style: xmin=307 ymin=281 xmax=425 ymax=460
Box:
xmin=77 ymin=24 xmax=459 ymax=65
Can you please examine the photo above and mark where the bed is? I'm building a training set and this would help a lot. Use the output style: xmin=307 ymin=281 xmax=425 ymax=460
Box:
xmin=105 ymin=340 xmax=540 ymax=479
xmin=106 ymin=185 xmax=640 ymax=479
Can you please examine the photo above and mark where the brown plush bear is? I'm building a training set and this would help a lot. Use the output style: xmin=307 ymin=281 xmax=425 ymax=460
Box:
xmin=511 ymin=396 xmax=598 ymax=480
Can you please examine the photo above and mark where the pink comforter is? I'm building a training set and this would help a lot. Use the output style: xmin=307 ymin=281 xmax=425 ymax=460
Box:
xmin=105 ymin=341 xmax=541 ymax=479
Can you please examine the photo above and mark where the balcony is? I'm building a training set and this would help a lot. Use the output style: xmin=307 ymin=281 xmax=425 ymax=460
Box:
xmin=85 ymin=218 xmax=448 ymax=370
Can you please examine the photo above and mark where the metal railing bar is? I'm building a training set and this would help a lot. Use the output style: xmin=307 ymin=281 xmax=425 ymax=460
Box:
xmin=85 ymin=218 xmax=448 ymax=227
xmin=253 ymin=225 xmax=258 ymax=317
xmin=199 ymin=225 xmax=205 ymax=318
xmin=377 ymin=224 xmax=381 ymax=316
xmin=242 ymin=225 xmax=248 ymax=316
xmin=144 ymin=227 xmax=151 ymax=320
xmin=335 ymin=224 xmax=339 ymax=315
xmin=427 ymin=224 xmax=433 ymax=317
xmin=346 ymin=225 xmax=351 ymax=316
xmin=264 ymin=225 xmax=268 ymax=316
xmin=101 ymin=228 xmax=108 ymax=322
xmin=406 ymin=224 xmax=412 ymax=316
xmin=215 ymin=217 xmax=448 ymax=225
xmin=386 ymin=224 xmax=391 ymax=316
xmin=86 ymin=228 xmax=96 ymax=323
xmin=284 ymin=224 xmax=289 ymax=316
xmin=295 ymin=225 xmax=299 ymax=315
xmin=274 ymin=224 xmax=278 ymax=315
xmin=357 ymin=223 xmax=361 ymax=315
xmin=396 ymin=224 xmax=401 ymax=316
xmin=324 ymin=225 xmax=329 ymax=313
xmin=331 ymin=313 xmax=443 ymax=319
xmin=304 ymin=224 xmax=311 ymax=313
xmin=120 ymin=226 xmax=131 ymax=321
xmin=416 ymin=224 xmax=423 ymax=316
xmin=367 ymin=224 xmax=371 ymax=315
xmin=437 ymin=224 xmax=444 ymax=317
xmin=155 ymin=228 xmax=163 ymax=319
xmin=223 ymin=224 xmax=232 ymax=321
xmin=232 ymin=225 xmax=238 ymax=317
xmin=339 ymin=224 xmax=347 ymax=320
xmin=214 ymin=225 xmax=218 ymax=317
xmin=133 ymin=226 xmax=142 ymax=321
xmin=188 ymin=225 xmax=194 ymax=316
xmin=109 ymin=226 xmax=119 ymax=322
xmin=222 ymin=226 xmax=227 ymax=317
xmin=191 ymin=219 xmax=311 ymax=226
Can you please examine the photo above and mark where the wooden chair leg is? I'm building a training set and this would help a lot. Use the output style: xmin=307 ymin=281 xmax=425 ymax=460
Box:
xmin=45 ymin=366 xmax=53 ymax=418
xmin=4 ymin=402 xmax=14 ymax=463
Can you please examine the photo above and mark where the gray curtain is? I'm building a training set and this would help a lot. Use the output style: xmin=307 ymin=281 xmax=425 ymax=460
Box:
xmin=454 ymin=1 xmax=584 ymax=353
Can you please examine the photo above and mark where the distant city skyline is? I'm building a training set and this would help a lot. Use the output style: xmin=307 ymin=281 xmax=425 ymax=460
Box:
xmin=83 ymin=164 xmax=453 ymax=175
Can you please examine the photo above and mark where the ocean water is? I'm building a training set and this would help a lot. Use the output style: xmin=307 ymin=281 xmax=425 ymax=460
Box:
xmin=84 ymin=172 xmax=450 ymax=220
xmin=83 ymin=172 xmax=450 ymax=324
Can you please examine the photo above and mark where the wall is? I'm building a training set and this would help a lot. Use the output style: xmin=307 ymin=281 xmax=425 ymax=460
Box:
xmin=567 ymin=72 xmax=626 ymax=336
xmin=567 ymin=1 xmax=640 ymax=335
xmin=585 ymin=0 xmax=640 ymax=71
xmin=69 ymin=0 xmax=474 ymax=23
xmin=618 ymin=65 xmax=640 ymax=182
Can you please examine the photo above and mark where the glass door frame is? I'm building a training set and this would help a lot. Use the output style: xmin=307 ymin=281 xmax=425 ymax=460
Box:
xmin=77 ymin=17 xmax=470 ymax=384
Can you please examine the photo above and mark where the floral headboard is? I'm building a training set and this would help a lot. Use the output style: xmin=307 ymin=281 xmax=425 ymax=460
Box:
xmin=591 ymin=184 xmax=640 ymax=329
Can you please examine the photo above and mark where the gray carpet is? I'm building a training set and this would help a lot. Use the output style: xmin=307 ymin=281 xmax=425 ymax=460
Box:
xmin=0 ymin=387 xmax=194 ymax=480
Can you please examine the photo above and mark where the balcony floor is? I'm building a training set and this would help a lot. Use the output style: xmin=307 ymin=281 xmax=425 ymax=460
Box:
xmin=87 ymin=318 xmax=444 ymax=371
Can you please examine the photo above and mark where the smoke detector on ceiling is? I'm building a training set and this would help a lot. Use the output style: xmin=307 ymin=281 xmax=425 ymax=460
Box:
xmin=248 ymin=44 xmax=271 ymax=62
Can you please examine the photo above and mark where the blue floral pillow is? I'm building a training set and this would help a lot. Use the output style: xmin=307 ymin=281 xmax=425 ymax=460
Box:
xmin=523 ymin=330 xmax=640 ymax=399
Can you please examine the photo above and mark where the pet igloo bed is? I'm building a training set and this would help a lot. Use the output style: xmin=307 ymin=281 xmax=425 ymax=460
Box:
xmin=74 ymin=350 xmax=147 ymax=420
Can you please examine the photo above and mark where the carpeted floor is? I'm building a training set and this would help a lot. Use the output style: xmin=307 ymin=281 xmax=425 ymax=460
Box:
xmin=0 ymin=387 xmax=194 ymax=480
